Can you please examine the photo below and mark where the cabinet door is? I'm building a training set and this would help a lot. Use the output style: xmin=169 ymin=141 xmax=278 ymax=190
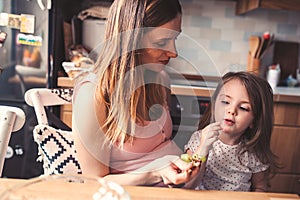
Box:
xmin=269 ymin=174 xmax=300 ymax=194
xmin=270 ymin=126 xmax=300 ymax=194
xmin=60 ymin=104 xmax=72 ymax=128
xmin=271 ymin=126 xmax=300 ymax=173
xmin=274 ymin=103 xmax=300 ymax=127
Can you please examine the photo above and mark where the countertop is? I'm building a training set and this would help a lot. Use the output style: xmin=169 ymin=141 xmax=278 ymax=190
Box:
xmin=57 ymin=77 xmax=300 ymax=103
xmin=272 ymin=86 xmax=300 ymax=103
xmin=171 ymin=84 xmax=300 ymax=103
xmin=1 ymin=177 xmax=299 ymax=200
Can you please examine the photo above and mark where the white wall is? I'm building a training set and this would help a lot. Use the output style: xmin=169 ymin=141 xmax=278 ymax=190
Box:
xmin=170 ymin=0 xmax=300 ymax=77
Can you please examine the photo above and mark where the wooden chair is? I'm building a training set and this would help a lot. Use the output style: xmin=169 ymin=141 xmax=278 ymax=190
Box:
xmin=24 ymin=88 xmax=81 ymax=175
xmin=24 ymin=88 xmax=73 ymax=127
xmin=0 ymin=105 xmax=25 ymax=176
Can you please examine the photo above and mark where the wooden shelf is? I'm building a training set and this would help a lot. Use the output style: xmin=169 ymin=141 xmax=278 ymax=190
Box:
xmin=57 ymin=77 xmax=75 ymax=88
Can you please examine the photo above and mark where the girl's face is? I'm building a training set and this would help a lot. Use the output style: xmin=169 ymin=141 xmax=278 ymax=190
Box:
xmin=139 ymin=14 xmax=182 ymax=72
xmin=214 ymin=79 xmax=254 ymax=142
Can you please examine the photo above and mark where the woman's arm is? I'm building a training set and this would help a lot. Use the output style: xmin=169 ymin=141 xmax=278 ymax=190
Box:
xmin=104 ymin=155 xmax=199 ymax=186
xmin=74 ymin=129 xmax=161 ymax=185
xmin=251 ymin=171 xmax=268 ymax=192
xmin=75 ymin=127 xmax=199 ymax=186
xmin=104 ymin=171 xmax=162 ymax=186
xmin=72 ymin=81 xmax=200 ymax=186
xmin=73 ymin=81 xmax=110 ymax=177
xmin=73 ymin=133 xmax=110 ymax=176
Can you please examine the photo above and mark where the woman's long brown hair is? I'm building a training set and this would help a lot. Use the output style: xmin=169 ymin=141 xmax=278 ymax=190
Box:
xmin=93 ymin=0 xmax=182 ymax=146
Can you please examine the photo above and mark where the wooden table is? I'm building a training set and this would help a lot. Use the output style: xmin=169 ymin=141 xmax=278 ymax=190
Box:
xmin=0 ymin=177 xmax=299 ymax=200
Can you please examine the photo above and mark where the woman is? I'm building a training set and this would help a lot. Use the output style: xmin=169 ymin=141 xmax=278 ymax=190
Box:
xmin=72 ymin=0 xmax=200 ymax=187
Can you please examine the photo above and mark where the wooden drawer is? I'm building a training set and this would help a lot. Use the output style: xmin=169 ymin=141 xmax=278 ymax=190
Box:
xmin=271 ymin=126 xmax=300 ymax=173
xmin=269 ymin=173 xmax=300 ymax=194
xmin=274 ymin=103 xmax=300 ymax=126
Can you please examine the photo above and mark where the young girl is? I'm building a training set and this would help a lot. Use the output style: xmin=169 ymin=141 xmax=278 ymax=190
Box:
xmin=185 ymin=71 xmax=279 ymax=191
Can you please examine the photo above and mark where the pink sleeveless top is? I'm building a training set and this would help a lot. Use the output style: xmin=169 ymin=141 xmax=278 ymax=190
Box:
xmin=73 ymin=73 xmax=182 ymax=174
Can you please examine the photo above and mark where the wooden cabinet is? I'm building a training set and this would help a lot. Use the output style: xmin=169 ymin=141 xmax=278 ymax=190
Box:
xmin=236 ymin=0 xmax=300 ymax=15
xmin=60 ymin=104 xmax=72 ymax=128
xmin=58 ymin=77 xmax=74 ymax=127
xmin=269 ymin=102 xmax=300 ymax=194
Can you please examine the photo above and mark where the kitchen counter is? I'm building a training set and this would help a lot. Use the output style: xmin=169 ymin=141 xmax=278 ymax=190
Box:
xmin=1 ymin=177 xmax=299 ymax=200
xmin=58 ymin=77 xmax=300 ymax=103
xmin=273 ymin=86 xmax=300 ymax=103
xmin=171 ymin=84 xmax=300 ymax=103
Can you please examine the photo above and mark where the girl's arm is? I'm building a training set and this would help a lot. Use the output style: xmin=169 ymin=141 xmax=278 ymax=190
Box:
xmin=251 ymin=171 xmax=268 ymax=192
xmin=193 ymin=122 xmax=221 ymax=157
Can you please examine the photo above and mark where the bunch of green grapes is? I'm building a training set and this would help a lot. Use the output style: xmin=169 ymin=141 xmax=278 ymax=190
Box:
xmin=180 ymin=153 xmax=206 ymax=166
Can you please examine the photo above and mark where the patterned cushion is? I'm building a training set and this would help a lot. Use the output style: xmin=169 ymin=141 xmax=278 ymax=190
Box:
xmin=33 ymin=124 xmax=82 ymax=175
xmin=50 ymin=88 xmax=73 ymax=103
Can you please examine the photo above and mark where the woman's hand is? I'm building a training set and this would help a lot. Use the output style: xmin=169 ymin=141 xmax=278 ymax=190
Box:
xmin=159 ymin=157 xmax=200 ymax=186
xmin=103 ymin=155 xmax=200 ymax=186
xmin=196 ymin=122 xmax=221 ymax=157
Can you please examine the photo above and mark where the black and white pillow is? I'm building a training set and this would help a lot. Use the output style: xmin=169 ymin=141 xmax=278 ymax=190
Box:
xmin=50 ymin=88 xmax=73 ymax=103
xmin=33 ymin=124 xmax=82 ymax=175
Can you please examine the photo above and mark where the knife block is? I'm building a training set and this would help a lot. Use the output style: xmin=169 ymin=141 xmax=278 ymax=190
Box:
xmin=247 ymin=53 xmax=260 ymax=75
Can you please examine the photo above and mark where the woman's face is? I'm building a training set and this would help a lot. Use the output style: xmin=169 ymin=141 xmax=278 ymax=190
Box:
xmin=214 ymin=79 xmax=254 ymax=141
xmin=139 ymin=14 xmax=182 ymax=72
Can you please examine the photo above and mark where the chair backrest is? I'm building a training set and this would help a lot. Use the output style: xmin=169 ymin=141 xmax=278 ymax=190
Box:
xmin=24 ymin=88 xmax=73 ymax=125
xmin=24 ymin=88 xmax=81 ymax=175
xmin=0 ymin=105 xmax=25 ymax=176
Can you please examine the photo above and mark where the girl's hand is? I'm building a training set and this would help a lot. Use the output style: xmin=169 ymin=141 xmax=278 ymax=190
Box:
xmin=196 ymin=122 xmax=221 ymax=157
xmin=159 ymin=157 xmax=200 ymax=186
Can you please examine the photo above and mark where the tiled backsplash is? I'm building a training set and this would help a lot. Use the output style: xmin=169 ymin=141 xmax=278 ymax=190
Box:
xmin=170 ymin=0 xmax=300 ymax=77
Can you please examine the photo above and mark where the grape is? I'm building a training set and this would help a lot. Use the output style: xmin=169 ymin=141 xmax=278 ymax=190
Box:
xmin=180 ymin=154 xmax=192 ymax=162
xmin=192 ymin=154 xmax=199 ymax=161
